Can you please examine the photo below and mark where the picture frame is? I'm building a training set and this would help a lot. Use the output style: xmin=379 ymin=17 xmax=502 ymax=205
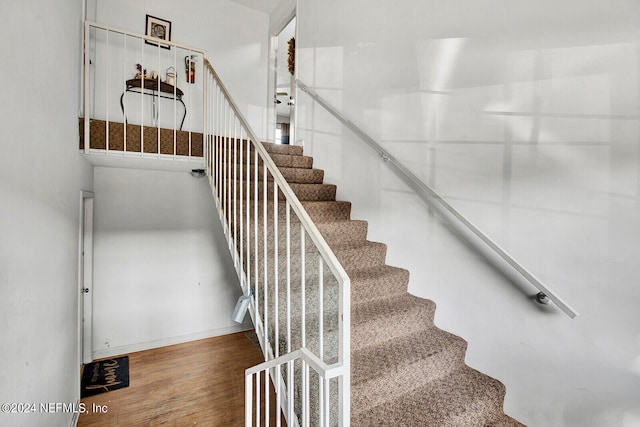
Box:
xmin=145 ymin=15 xmax=172 ymax=50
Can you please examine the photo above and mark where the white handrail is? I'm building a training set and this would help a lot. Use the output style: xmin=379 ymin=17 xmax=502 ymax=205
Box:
xmin=297 ymin=79 xmax=579 ymax=319
xmin=246 ymin=348 xmax=345 ymax=379
xmin=207 ymin=61 xmax=349 ymax=286
xmin=205 ymin=61 xmax=351 ymax=426
xmin=245 ymin=348 xmax=346 ymax=427
xmin=85 ymin=21 xmax=206 ymax=53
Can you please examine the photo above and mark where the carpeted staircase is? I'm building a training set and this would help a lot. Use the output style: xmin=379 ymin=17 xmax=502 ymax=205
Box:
xmin=221 ymin=140 xmax=525 ymax=426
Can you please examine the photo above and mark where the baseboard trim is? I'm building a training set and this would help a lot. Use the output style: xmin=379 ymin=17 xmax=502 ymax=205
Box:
xmin=91 ymin=323 xmax=253 ymax=360
xmin=69 ymin=399 xmax=80 ymax=426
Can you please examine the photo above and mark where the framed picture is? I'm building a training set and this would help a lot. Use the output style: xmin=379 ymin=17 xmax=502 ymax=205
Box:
xmin=145 ymin=15 xmax=171 ymax=49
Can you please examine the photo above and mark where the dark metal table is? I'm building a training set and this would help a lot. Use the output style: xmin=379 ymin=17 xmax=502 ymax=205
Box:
xmin=120 ymin=78 xmax=186 ymax=130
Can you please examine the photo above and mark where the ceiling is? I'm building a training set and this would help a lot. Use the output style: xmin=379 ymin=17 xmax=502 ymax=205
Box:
xmin=227 ymin=0 xmax=282 ymax=14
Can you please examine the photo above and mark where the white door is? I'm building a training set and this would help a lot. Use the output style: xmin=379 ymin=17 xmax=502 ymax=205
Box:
xmin=79 ymin=191 xmax=94 ymax=364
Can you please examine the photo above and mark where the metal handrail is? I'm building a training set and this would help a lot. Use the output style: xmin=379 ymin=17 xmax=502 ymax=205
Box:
xmin=207 ymin=61 xmax=350 ymax=288
xmin=205 ymin=61 xmax=351 ymax=425
xmin=245 ymin=348 xmax=346 ymax=427
xmin=297 ymin=79 xmax=579 ymax=319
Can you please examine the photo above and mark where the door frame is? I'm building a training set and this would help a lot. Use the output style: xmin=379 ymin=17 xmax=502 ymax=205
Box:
xmin=268 ymin=12 xmax=297 ymax=144
xmin=78 ymin=190 xmax=94 ymax=366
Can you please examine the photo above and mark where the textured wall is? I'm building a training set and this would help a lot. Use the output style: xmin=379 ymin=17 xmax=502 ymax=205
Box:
xmin=92 ymin=167 xmax=248 ymax=358
xmin=0 ymin=1 xmax=94 ymax=426
xmin=296 ymin=0 xmax=640 ymax=425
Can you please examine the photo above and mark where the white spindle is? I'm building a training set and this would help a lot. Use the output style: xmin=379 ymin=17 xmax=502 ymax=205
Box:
xmin=246 ymin=135 xmax=251 ymax=294
xmin=173 ymin=44 xmax=177 ymax=158
xmin=274 ymin=180 xmax=279 ymax=358
xmin=122 ymin=33 xmax=127 ymax=153
xmin=301 ymin=225 xmax=306 ymax=348
xmin=254 ymin=147 xmax=259 ymax=328
xmin=263 ymin=164 xmax=268 ymax=358
xmin=323 ymin=377 xmax=330 ymax=427
xmin=106 ymin=29 xmax=110 ymax=153
xmin=319 ymin=258 xmax=324 ymax=361
xmin=158 ymin=44 xmax=162 ymax=156
xmin=233 ymin=116 xmax=238 ymax=268
xmin=239 ymin=127 xmax=244 ymax=287
xmin=139 ymin=35 xmax=144 ymax=155
xmin=256 ymin=371 xmax=261 ymax=427
xmin=245 ymin=374 xmax=253 ymax=427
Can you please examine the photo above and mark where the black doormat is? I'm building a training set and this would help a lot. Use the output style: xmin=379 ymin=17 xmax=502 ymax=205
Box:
xmin=81 ymin=356 xmax=130 ymax=397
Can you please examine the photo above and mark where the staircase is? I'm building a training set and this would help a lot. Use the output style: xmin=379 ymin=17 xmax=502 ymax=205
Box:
xmin=80 ymin=20 xmax=525 ymax=423
xmin=225 ymin=140 xmax=525 ymax=426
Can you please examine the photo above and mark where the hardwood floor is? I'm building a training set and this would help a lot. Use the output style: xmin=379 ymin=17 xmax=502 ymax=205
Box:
xmin=78 ymin=331 xmax=283 ymax=426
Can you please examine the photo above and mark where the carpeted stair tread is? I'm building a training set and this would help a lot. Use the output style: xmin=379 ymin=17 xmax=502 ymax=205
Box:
xmin=220 ymin=147 xmax=312 ymax=168
xmin=351 ymin=329 xmax=468 ymax=416
xmin=302 ymin=201 xmax=352 ymax=222
xmin=232 ymin=199 xmax=352 ymax=223
xmin=351 ymin=293 xmax=436 ymax=351
xmin=222 ymin=163 xmax=325 ymax=184
xmin=276 ymin=166 xmax=324 ymax=184
xmin=316 ymin=220 xmax=368 ymax=246
xmin=352 ymin=366 xmax=510 ymax=427
xmin=352 ymin=327 xmax=467 ymax=385
xmin=259 ymin=141 xmax=304 ymax=156
xmin=487 ymin=414 xmax=528 ymax=427
xmin=235 ymin=179 xmax=337 ymax=201
xmin=216 ymin=142 xmax=524 ymax=426
xmin=348 ymin=265 xmax=410 ymax=304
xmin=267 ymin=152 xmax=313 ymax=169
xmin=331 ymin=240 xmax=387 ymax=271
xmin=216 ymin=141 xmax=302 ymax=157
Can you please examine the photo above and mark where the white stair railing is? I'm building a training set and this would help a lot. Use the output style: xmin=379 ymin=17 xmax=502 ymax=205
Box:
xmin=204 ymin=59 xmax=351 ymax=426
xmin=245 ymin=349 xmax=347 ymax=427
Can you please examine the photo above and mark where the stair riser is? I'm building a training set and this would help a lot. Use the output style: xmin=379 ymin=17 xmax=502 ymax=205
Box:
xmin=349 ymin=268 xmax=409 ymax=305
xmin=217 ymin=200 xmax=352 ymax=222
xmin=219 ymin=164 xmax=325 ymax=184
xmin=230 ymin=220 xmax=369 ymax=250
xmin=238 ymin=235 xmax=387 ymax=272
xmin=220 ymin=180 xmax=336 ymax=202
xmin=353 ymin=367 xmax=509 ymax=426
xmin=212 ymin=140 xmax=305 ymax=157
xmin=351 ymin=296 xmax=436 ymax=352
xmin=240 ymin=241 xmax=386 ymax=280
xmin=351 ymin=343 xmax=466 ymax=416
xmin=214 ymin=150 xmax=313 ymax=169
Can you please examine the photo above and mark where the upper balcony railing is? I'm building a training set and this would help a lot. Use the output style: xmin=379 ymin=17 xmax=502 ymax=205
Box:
xmin=82 ymin=21 xmax=206 ymax=160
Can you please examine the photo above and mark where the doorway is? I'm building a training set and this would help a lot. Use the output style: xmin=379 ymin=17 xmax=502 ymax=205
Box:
xmin=273 ymin=17 xmax=296 ymax=145
xmin=78 ymin=190 xmax=94 ymax=365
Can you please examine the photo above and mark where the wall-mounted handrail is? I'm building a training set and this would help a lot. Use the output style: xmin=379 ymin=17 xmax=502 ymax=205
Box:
xmin=297 ymin=79 xmax=579 ymax=319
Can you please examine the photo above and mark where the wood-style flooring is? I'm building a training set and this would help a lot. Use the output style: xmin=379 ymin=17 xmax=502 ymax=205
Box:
xmin=78 ymin=331 xmax=283 ymax=426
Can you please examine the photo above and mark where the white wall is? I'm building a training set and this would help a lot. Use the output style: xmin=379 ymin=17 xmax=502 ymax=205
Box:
xmin=296 ymin=1 xmax=640 ymax=426
xmin=92 ymin=167 xmax=248 ymax=357
xmin=92 ymin=0 xmax=270 ymax=138
xmin=0 ymin=1 xmax=94 ymax=426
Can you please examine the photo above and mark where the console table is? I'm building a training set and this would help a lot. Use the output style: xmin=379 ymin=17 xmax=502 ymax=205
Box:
xmin=120 ymin=78 xmax=186 ymax=130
